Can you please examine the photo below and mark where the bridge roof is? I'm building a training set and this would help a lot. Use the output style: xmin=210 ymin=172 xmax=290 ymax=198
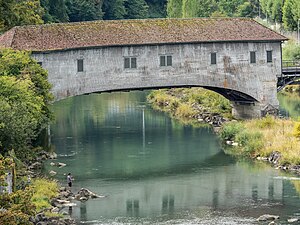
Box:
xmin=0 ymin=18 xmax=287 ymax=52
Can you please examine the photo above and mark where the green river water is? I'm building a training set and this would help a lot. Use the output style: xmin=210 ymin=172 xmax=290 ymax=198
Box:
xmin=47 ymin=91 xmax=300 ymax=225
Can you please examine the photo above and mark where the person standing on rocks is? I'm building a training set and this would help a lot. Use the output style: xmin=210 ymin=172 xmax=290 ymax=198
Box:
xmin=67 ymin=173 xmax=73 ymax=189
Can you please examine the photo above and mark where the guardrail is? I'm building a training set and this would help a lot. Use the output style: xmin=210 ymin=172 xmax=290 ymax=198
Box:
xmin=282 ymin=60 xmax=300 ymax=68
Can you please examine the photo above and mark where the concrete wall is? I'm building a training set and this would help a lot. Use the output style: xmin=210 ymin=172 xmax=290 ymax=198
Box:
xmin=33 ymin=41 xmax=282 ymax=118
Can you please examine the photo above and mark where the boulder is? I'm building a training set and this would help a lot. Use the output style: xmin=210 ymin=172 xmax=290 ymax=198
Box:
xmin=268 ymin=151 xmax=281 ymax=164
xmin=257 ymin=214 xmax=280 ymax=221
xmin=49 ymin=152 xmax=58 ymax=159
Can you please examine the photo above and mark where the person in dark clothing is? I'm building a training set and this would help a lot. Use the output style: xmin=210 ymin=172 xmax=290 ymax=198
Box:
xmin=67 ymin=173 xmax=73 ymax=187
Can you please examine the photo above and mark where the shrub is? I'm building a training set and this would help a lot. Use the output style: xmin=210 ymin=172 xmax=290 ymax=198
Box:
xmin=31 ymin=178 xmax=58 ymax=211
xmin=236 ymin=131 xmax=263 ymax=155
xmin=219 ymin=121 xmax=244 ymax=141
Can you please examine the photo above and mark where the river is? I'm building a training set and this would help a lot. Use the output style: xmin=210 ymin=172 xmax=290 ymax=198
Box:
xmin=47 ymin=91 xmax=300 ymax=225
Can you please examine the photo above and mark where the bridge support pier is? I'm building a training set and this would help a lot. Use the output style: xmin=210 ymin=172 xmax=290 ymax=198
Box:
xmin=232 ymin=102 xmax=262 ymax=119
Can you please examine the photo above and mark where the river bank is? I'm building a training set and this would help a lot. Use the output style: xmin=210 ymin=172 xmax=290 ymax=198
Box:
xmin=147 ymin=87 xmax=300 ymax=175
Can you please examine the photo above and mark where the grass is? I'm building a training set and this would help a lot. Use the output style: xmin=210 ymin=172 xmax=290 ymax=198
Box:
xmin=220 ymin=116 xmax=300 ymax=165
xmin=31 ymin=178 xmax=59 ymax=212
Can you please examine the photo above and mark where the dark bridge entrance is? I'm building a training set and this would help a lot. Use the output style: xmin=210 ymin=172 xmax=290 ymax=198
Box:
xmin=278 ymin=61 xmax=300 ymax=91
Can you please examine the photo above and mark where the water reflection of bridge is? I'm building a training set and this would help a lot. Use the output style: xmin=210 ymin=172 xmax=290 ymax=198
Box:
xmin=72 ymin=162 xmax=287 ymax=221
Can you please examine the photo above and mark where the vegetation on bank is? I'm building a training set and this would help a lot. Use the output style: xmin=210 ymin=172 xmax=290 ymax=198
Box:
xmin=0 ymin=49 xmax=55 ymax=224
xmin=147 ymin=88 xmax=300 ymax=168
xmin=220 ymin=117 xmax=300 ymax=165
xmin=147 ymin=88 xmax=232 ymax=125
xmin=0 ymin=175 xmax=59 ymax=225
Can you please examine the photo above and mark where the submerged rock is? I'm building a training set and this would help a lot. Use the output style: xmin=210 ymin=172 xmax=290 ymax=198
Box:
xmin=288 ymin=218 xmax=299 ymax=223
xmin=49 ymin=170 xmax=57 ymax=176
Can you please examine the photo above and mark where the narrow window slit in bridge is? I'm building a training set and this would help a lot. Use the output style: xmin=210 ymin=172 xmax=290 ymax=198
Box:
xmin=250 ymin=51 xmax=256 ymax=64
xmin=267 ymin=50 xmax=272 ymax=63
xmin=77 ymin=59 xmax=84 ymax=72
xmin=211 ymin=52 xmax=217 ymax=65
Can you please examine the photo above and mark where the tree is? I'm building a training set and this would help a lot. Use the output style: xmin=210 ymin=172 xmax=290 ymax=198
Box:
xmin=48 ymin=0 xmax=69 ymax=22
xmin=145 ymin=0 xmax=167 ymax=18
xmin=103 ymin=0 xmax=126 ymax=20
xmin=0 ymin=76 xmax=44 ymax=157
xmin=0 ymin=49 xmax=53 ymax=158
xmin=125 ymin=0 xmax=149 ymax=19
xmin=0 ymin=0 xmax=15 ymax=32
xmin=167 ymin=0 xmax=182 ymax=18
xmin=66 ymin=0 xmax=104 ymax=22
xmin=0 ymin=0 xmax=44 ymax=32
xmin=218 ymin=0 xmax=245 ymax=17
xmin=13 ymin=0 xmax=44 ymax=26
xmin=182 ymin=0 xmax=217 ymax=18
xmin=283 ymin=0 xmax=297 ymax=30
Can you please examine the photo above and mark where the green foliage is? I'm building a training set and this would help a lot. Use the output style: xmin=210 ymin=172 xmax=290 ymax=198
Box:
xmin=0 ymin=0 xmax=44 ymax=32
xmin=282 ymin=41 xmax=300 ymax=61
xmin=167 ymin=0 xmax=182 ymax=17
xmin=0 ymin=49 xmax=53 ymax=158
xmin=220 ymin=121 xmax=263 ymax=156
xmin=103 ymin=0 xmax=127 ymax=20
xmin=283 ymin=0 xmax=297 ymax=31
xmin=66 ymin=0 xmax=104 ymax=22
xmin=219 ymin=121 xmax=244 ymax=140
xmin=0 ymin=188 xmax=35 ymax=225
xmin=0 ymin=76 xmax=44 ymax=157
xmin=236 ymin=130 xmax=263 ymax=155
xmin=48 ymin=0 xmax=69 ymax=22
xmin=31 ymin=178 xmax=58 ymax=211
xmin=0 ymin=177 xmax=59 ymax=225
xmin=146 ymin=0 xmax=167 ymax=18
xmin=182 ymin=0 xmax=216 ymax=18
xmin=125 ymin=0 xmax=149 ymax=19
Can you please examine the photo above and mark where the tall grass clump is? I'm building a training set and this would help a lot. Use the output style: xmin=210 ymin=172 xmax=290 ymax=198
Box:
xmin=235 ymin=130 xmax=263 ymax=156
xmin=31 ymin=178 xmax=58 ymax=212
xmin=175 ymin=103 xmax=196 ymax=118
xmin=219 ymin=121 xmax=244 ymax=141
xmin=254 ymin=115 xmax=276 ymax=129
xmin=293 ymin=122 xmax=300 ymax=138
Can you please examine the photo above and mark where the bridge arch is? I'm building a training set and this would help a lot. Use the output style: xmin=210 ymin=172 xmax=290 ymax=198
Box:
xmin=33 ymin=41 xmax=280 ymax=119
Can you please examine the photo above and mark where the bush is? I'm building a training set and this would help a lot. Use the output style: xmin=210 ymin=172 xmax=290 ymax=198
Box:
xmin=236 ymin=131 xmax=263 ymax=155
xmin=31 ymin=178 xmax=58 ymax=212
xmin=219 ymin=121 xmax=244 ymax=141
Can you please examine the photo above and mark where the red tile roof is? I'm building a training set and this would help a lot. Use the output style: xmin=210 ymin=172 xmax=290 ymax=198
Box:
xmin=0 ymin=18 xmax=287 ymax=52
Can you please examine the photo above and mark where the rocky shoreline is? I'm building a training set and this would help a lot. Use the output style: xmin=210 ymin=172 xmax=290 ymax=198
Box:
xmin=25 ymin=151 xmax=105 ymax=225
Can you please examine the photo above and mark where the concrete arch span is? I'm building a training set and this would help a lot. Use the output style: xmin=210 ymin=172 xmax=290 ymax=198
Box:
xmin=32 ymin=41 xmax=281 ymax=119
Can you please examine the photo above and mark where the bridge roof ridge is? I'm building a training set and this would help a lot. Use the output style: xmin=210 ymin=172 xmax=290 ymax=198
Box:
xmin=0 ymin=18 xmax=288 ymax=52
